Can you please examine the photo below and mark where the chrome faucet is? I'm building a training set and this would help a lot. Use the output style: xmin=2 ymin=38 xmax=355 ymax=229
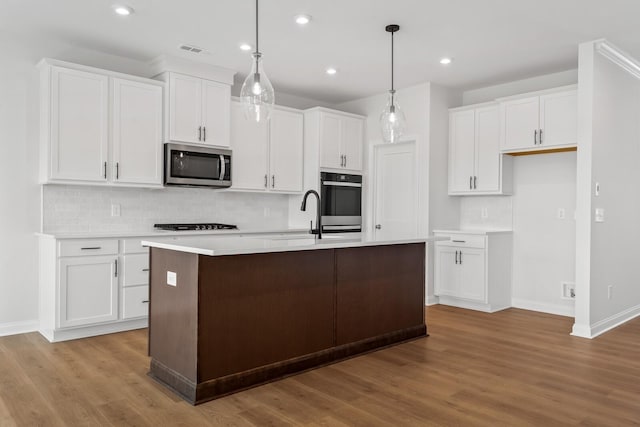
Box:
xmin=300 ymin=190 xmax=322 ymax=239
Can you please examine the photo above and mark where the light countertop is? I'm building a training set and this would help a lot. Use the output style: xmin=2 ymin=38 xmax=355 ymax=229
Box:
xmin=36 ymin=228 xmax=309 ymax=240
xmin=433 ymin=229 xmax=513 ymax=235
xmin=141 ymin=233 xmax=446 ymax=256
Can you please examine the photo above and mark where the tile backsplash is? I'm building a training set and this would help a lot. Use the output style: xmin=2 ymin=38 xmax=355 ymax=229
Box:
xmin=459 ymin=196 xmax=513 ymax=230
xmin=43 ymin=185 xmax=290 ymax=233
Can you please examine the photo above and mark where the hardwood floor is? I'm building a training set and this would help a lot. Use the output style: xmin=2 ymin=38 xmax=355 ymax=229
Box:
xmin=1 ymin=305 xmax=639 ymax=426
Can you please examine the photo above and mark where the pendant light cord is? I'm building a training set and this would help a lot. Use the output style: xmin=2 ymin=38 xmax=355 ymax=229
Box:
xmin=255 ymin=0 xmax=259 ymax=53
xmin=391 ymin=30 xmax=394 ymax=93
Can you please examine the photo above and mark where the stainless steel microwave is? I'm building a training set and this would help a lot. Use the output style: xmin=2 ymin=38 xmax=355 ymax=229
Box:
xmin=164 ymin=143 xmax=231 ymax=188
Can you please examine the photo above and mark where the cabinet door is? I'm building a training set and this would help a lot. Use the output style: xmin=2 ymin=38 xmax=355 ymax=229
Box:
xmin=341 ymin=117 xmax=364 ymax=171
xmin=229 ymin=101 xmax=269 ymax=190
xmin=201 ymin=79 xmax=231 ymax=147
xmin=169 ymin=73 xmax=202 ymax=144
xmin=50 ymin=67 xmax=109 ymax=182
xmin=319 ymin=113 xmax=343 ymax=169
xmin=458 ymin=248 xmax=486 ymax=302
xmin=500 ymin=96 xmax=539 ymax=151
xmin=59 ymin=256 xmax=118 ymax=328
xmin=122 ymin=285 xmax=149 ymax=319
xmin=474 ymin=105 xmax=500 ymax=192
xmin=111 ymin=78 xmax=163 ymax=186
xmin=448 ymin=109 xmax=476 ymax=193
xmin=539 ymin=90 xmax=577 ymax=148
xmin=269 ymin=109 xmax=304 ymax=192
xmin=434 ymin=246 xmax=459 ymax=297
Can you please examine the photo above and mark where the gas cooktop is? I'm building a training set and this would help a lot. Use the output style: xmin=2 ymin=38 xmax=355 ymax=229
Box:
xmin=153 ymin=223 xmax=238 ymax=231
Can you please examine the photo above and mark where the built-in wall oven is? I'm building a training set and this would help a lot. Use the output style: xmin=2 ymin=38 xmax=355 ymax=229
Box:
xmin=320 ymin=172 xmax=362 ymax=233
xmin=164 ymin=143 xmax=231 ymax=188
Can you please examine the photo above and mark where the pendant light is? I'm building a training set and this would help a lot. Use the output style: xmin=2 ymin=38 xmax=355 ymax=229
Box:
xmin=379 ymin=24 xmax=406 ymax=143
xmin=240 ymin=0 xmax=275 ymax=122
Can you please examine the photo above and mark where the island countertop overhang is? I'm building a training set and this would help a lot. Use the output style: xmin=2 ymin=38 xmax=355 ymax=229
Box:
xmin=141 ymin=233 xmax=446 ymax=256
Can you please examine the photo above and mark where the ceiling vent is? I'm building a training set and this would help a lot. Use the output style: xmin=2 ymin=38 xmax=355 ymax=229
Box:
xmin=178 ymin=44 xmax=209 ymax=55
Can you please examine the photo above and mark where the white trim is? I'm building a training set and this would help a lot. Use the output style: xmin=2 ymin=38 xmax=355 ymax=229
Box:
xmin=571 ymin=303 xmax=640 ymax=339
xmin=426 ymin=295 xmax=440 ymax=306
xmin=495 ymin=84 xmax=578 ymax=102
xmin=436 ymin=296 xmax=509 ymax=313
xmin=0 ymin=320 xmax=39 ymax=337
xmin=595 ymin=40 xmax=640 ymax=80
xmin=303 ymin=106 xmax=366 ymax=120
xmin=39 ymin=318 xmax=148 ymax=343
xmin=511 ymin=298 xmax=574 ymax=318
xmin=38 ymin=58 xmax=165 ymax=87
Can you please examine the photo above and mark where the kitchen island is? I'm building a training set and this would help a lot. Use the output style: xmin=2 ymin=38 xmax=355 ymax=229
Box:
xmin=142 ymin=234 xmax=440 ymax=404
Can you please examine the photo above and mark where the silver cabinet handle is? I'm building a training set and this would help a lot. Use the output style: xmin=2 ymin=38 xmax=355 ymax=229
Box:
xmin=474 ymin=176 xmax=477 ymax=189
xmin=219 ymin=154 xmax=225 ymax=181
xmin=114 ymin=259 xmax=118 ymax=278
xmin=459 ymin=251 xmax=463 ymax=264
xmin=455 ymin=250 xmax=458 ymax=264
xmin=469 ymin=176 xmax=473 ymax=190
xmin=198 ymin=126 xmax=202 ymax=141
xmin=375 ymin=224 xmax=382 ymax=229
xmin=141 ymin=300 xmax=150 ymax=304
xmin=104 ymin=162 xmax=107 ymax=179
xmin=272 ymin=175 xmax=275 ymax=188
xmin=116 ymin=162 xmax=119 ymax=180
xmin=534 ymin=129 xmax=538 ymax=145
xmin=344 ymin=155 xmax=347 ymax=168
xmin=452 ymin=240 xmax=466 ymax=243
xmin=81 ymin=247 xmax=102 ymax=250
xmin=203 ymin=126 xmax=206 ymax=142
xmin=264 ymin=174 xmax=268 ymax=188
xmin=539 ymin=129 xmax=543 ymax=144
xmin=142 ymin=268 xmax=149 ymax=272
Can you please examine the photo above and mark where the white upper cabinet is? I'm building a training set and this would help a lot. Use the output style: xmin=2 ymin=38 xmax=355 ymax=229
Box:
xmin=230 ymin=101 xmax=303 ymax=193
xmin=449 ymin=104 xmax=511 ymax=195
xmin=49 ymin=67 xmax=109 ymax=182
xmin=111 ymin=78 xmax=163 ymax=186
xmin=318 ymin=111 xmax=364 ymax=172
xmin=40 ymin=59 xmax=164 ymax=187
xmin=166 ymin=72 xmax=230 ymax=147
xmin=270 ymin=108 xmax=304 ymax=192
xmin=499 ymin=86 xmax=577 ymax=152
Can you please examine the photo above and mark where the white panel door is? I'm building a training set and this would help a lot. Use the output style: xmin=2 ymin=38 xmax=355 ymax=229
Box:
xmin=500 ymin=96 xmax=540 ymax=151
xmin=59 ymin=256 xmax=118 ymax=328
xmin=458 ymin=248 xmax=486 ymax=302
xmin=449 ymin=109 xmax=476 ymax=193
xmin=319 ymin=113 xmax=343 ymax=169
xmin=50 ymin=67 xmax=109 ymax=182
xmin=539 ymin=90 xmax=577 ymax=148
xmin=269 ymin=109 xmax=304 ymax=192
xmin=229 ymin=102 xmax=269 ymax=191
xmin=341 ymin=117 xmax=364 ymax=171
xmin=169 ymin=73 xmax=202 ymax=144
xmin=373 ymin=142 xmax=417 ymax=239
xmin=201 ymin=79 xmax=231 ymax=147
xmin=435 ymin=246 xmax=459 ymax=297
xmin=111 ymin=78 xmax=163 ymax=186
xmin=122 ymin=285 xmax=149 ymax=319
xmin=474 ymin=105 xmax=500 ymax=192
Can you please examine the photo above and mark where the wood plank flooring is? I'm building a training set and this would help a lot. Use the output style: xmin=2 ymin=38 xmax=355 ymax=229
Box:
xmin=1 ymin=305 xmax=639 ymax=426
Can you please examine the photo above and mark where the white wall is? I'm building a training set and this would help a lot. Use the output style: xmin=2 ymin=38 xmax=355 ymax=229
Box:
xmin=337 ymin=83 xmax=461 ymax=303
xmin=231 ymin=75 xmax=337 ymax=110
xmin=574 ymin=41 xmax=640 ymax=338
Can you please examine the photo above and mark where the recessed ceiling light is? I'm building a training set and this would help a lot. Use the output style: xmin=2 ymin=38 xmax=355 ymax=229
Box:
xmin=439 ymin=57 xmax=453 ymax=65
xmin=239 ymin=43 xmax=252 ymax=51
xmin=294 ymin=14 xmax=311 ymax=25
xmin=113 ymin=5 xmax=134 ymax=16
xmin=326 ymin=67 xmax=337 ymax=75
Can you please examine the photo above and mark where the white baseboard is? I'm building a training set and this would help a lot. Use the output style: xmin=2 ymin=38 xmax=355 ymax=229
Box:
xmin=40 ymin=318 xmax=148 ymax=343
xmin=426 ymin=295 xmax=439 ymax=306
xmin=574 ymin=303 xmax=640 ymax=339
xmin=511 ymin=298 xmax=574 ymax=318
xmin=0 ymin=320 xmax=39 ymax=337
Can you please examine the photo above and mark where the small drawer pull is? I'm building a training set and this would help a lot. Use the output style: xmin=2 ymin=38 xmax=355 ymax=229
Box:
xmin=452 ymin=240 xmax=466 ymax=243
xmin=81 ymin=247 xmax=102 ymax=250
xmin=142 ymin=268 xmax=150 ymax=272
xmin=141 ymin=300 xmax=150 ymax=304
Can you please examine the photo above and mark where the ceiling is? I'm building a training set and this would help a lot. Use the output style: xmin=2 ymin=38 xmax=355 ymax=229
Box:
xmin=2 ymin=0 xmax=640 ymax=104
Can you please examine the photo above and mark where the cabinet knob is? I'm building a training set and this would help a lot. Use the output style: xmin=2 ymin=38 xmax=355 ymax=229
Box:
xmin=375 ymin=224 xmax=382 ymax=230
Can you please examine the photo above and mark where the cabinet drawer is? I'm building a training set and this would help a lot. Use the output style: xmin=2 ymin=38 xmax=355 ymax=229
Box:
xmin=122 ymin=285 xmax=149 ymax=319
xmin=435 ymin=234 xmax=486 ymax=249
xmin=59 ymin=239 xmax=118 ymax=257
xmin=121 ymin=238 xmax=149 ymax=254
xmin=122 ymin=254 xmax=149 ymax=287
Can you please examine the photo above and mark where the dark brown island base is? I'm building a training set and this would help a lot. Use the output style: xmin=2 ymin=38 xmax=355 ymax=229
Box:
xmin=146 ymin=241 xmax=427 ymax=405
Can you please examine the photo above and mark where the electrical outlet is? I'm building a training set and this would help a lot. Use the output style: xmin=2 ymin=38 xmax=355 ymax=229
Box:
xmin=595 ymin=182 xmax=600 ymax=196
xmin=263 ymin=207 xmax=271 ymax=217
xmin=561 ymin=282 xmax=576 ymax=300
xmin=595 ymin=208 xmax=605 ymax=223
xmin=608 ymin=285 xmax=613 ymax=300
xmin=111 ymin=204 xmax=121 ymax=217
xmin=167 ymin=271 xmax=177 ymax=287
xmin=481 ymin=208 xmax=488 ymax=219
xmin=557 ymin=208 xmax=566 ymax=220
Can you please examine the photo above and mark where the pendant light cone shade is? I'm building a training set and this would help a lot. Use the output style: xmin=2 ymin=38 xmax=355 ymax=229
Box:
xmin=379 ymin=24 xmax=406 ymax=143
xmin=240 ymin=0 xmax=275 ymax=122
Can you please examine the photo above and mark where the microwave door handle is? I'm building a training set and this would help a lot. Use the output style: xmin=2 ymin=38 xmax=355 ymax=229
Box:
xmin=219 ymin=154 xmax=225 ymax=181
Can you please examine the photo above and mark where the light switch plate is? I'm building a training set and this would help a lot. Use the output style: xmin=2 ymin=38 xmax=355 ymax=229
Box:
xmin=557 ymin=208 xmax=566 ymax=220
xmin=167 ymin=271 xmax=177 ymax=287
xmin=111 ymin=204 xmax=121 ymax=217
xmin=595 ymin=208 xmax=605 ymax=223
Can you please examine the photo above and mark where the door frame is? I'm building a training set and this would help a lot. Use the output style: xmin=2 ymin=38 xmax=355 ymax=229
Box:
xmin=371 ymin=138 xmax=420 ymax=236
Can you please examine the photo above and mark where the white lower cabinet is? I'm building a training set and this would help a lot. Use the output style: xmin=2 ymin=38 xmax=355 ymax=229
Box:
xmin=122 ymin=286 xmax=149 ymax=319
xmin=434 ymin=231 xmax=512 ymax=313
